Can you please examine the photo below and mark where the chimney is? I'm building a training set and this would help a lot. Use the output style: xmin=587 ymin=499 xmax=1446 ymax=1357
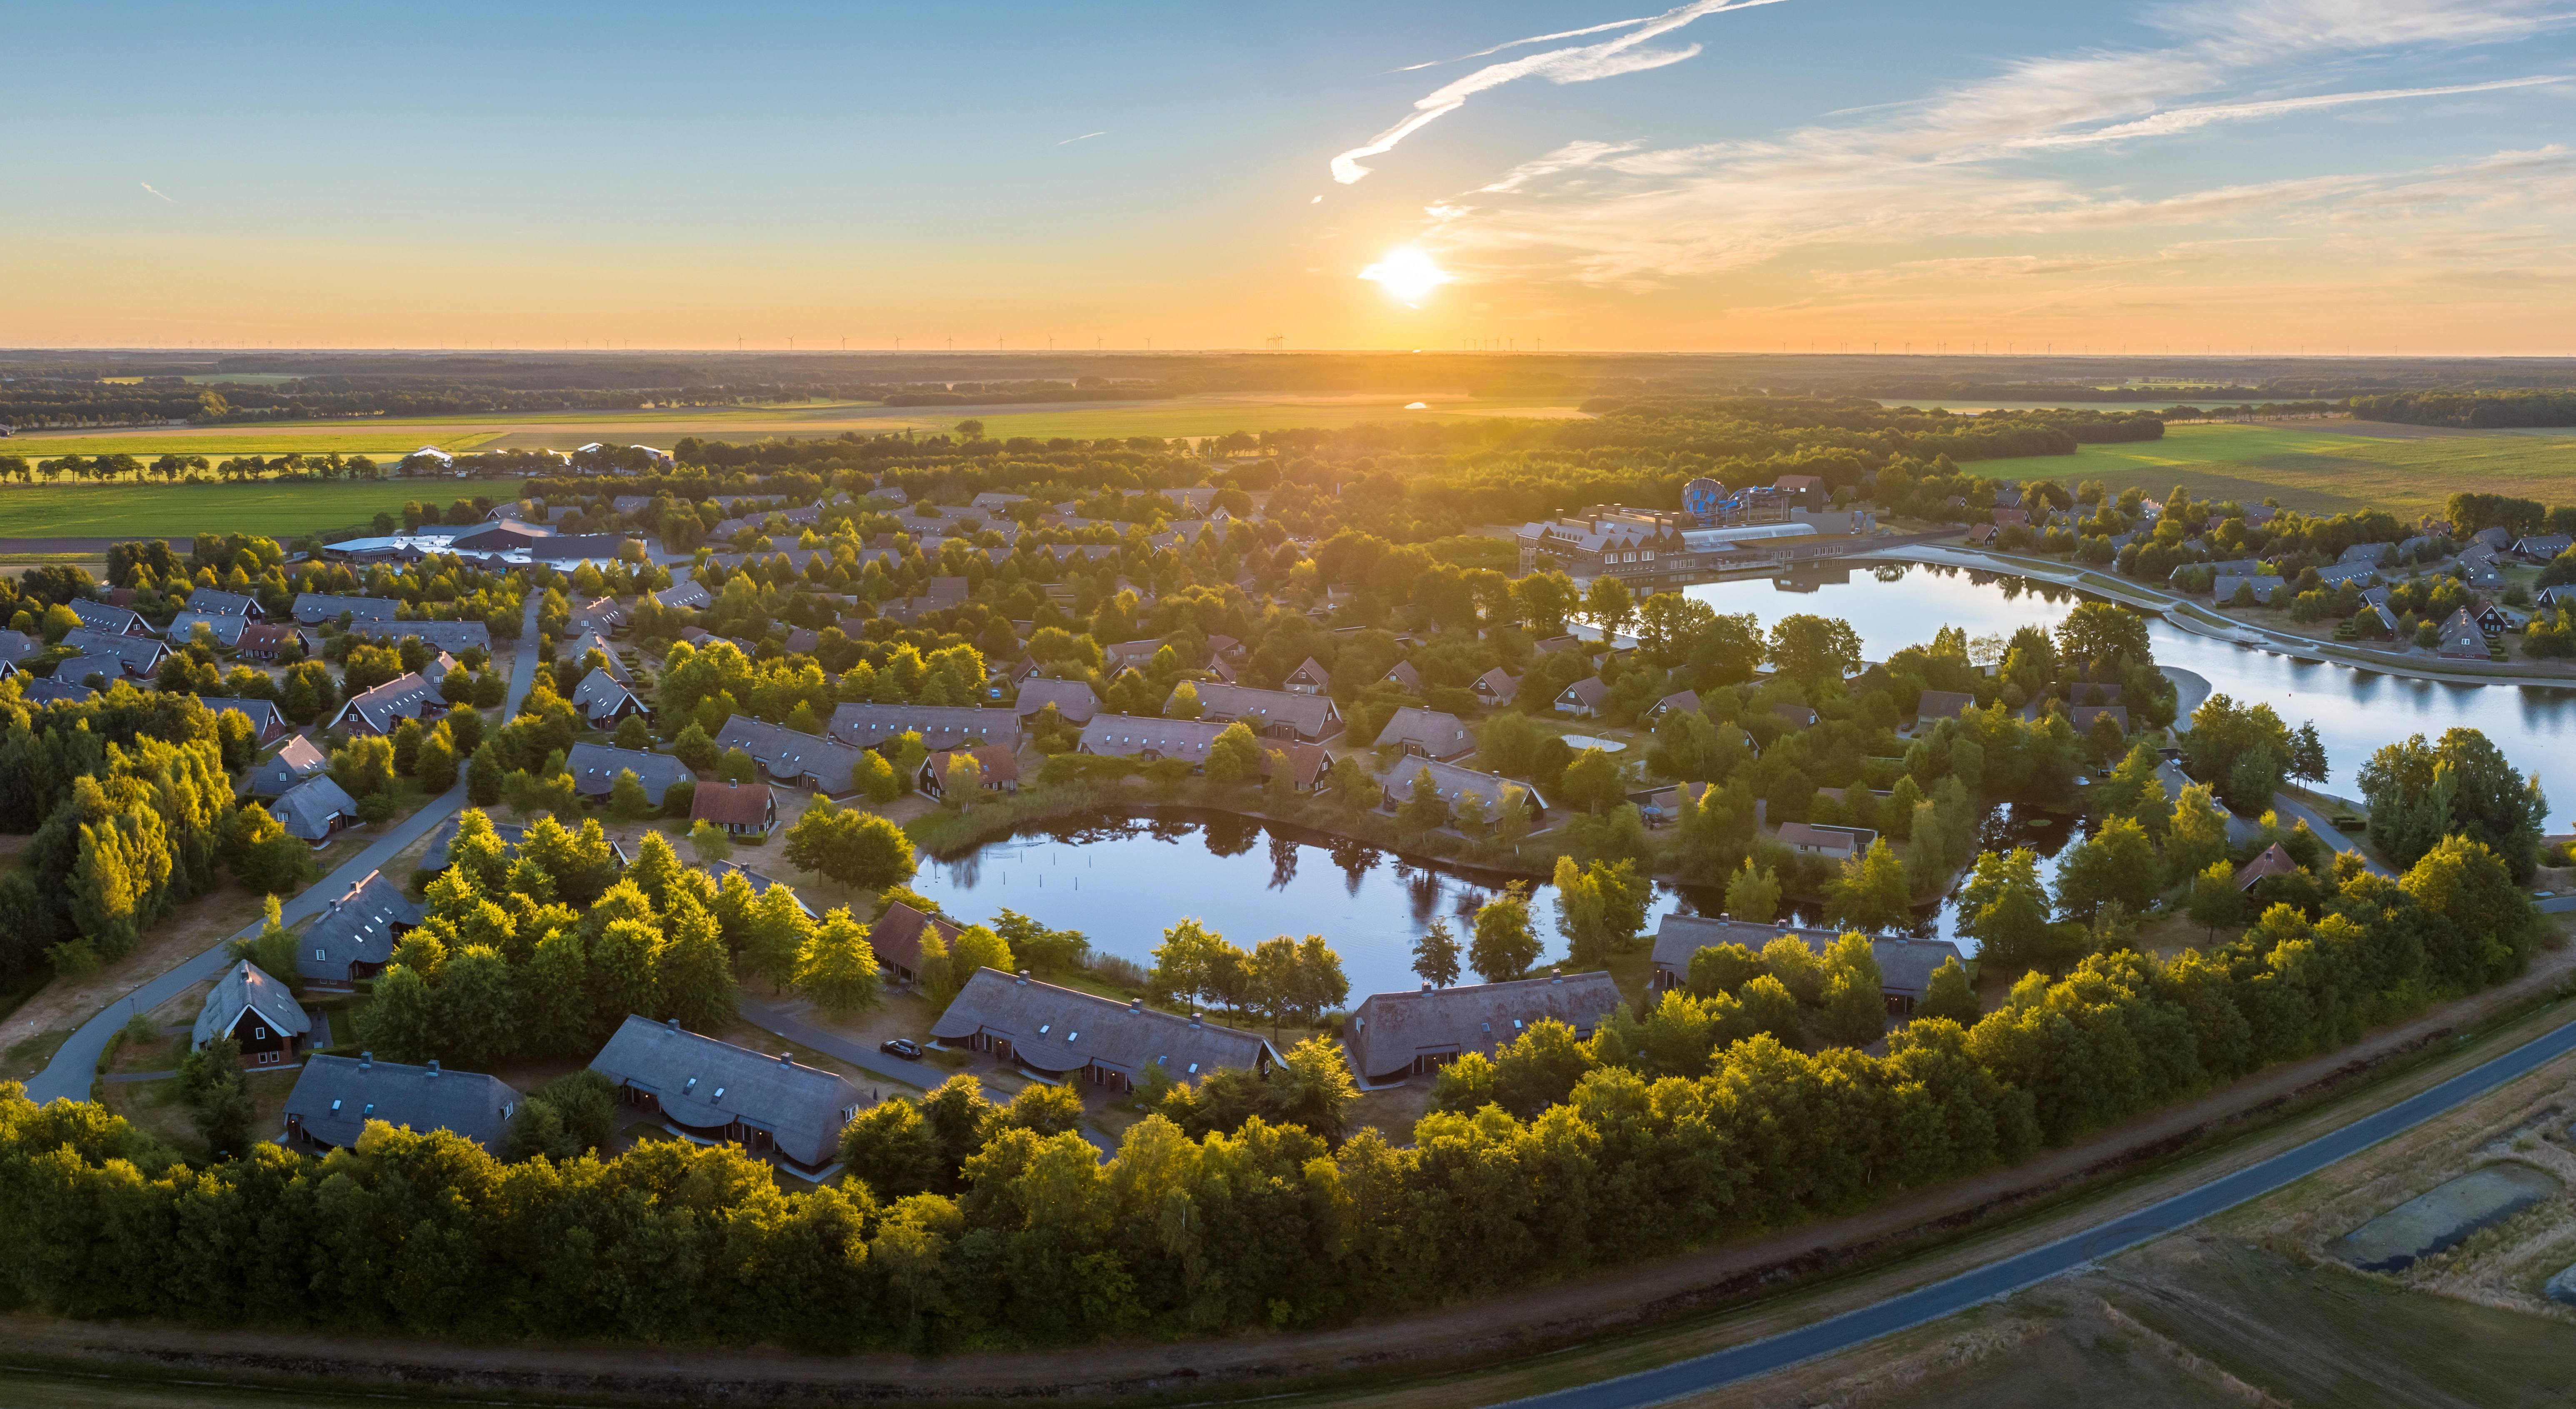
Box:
xmin=1129 ymin=998 xmax=1143 ymax=1012
xmin=778 ymin=1052 xmax=792 ymax=1067
xmin=359 ymin=1051 xmax=372 ymax=1070
xmin=666 ymin=1017 xmax=681 ymax=1032
xmin=425 ymin=1060 xmax=440 ymax=1077
xmin=1420 ymin=981 xmax=1433 ymax=993
xmin=1016 ymin=969 xmax=1030 ymax=985
xmin=1551 ymin=970 xmax=1564 ymax=984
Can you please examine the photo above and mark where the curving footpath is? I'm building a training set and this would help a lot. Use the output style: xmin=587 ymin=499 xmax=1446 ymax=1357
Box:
xmin=23 ymin=596 xmax=545 ymax=1107
xmin=1500 ymin=1014 xmax=2576 ymax=1409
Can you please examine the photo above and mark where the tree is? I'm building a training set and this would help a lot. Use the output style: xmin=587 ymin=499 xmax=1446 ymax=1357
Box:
xmin=1817 ymin=933 xmax=1886 ymax=1047
xmin=1634 ymin=592 xmax=1717 ymax=666
xmin=1958 ymin=847 xmax=2059 ymax=976
xmin=225 ymin=803 xmax=308 ymax=895
xmin=794 ymin=907 xmax=885 ymax=1018
xmin=1412 ymin=916 xmax=1462 ymax=988
xmin=415 ymin=730 xmax=459 ymax=793
xmin=1827 ymin=839 xmax=1911 ymax=931
xmin=741 ymin=881 xmax=814 ymax=993
xmin=2359 ymin=728 xmax=2549 ymax=881
xmin=657 ymin=897 xmax=740 ymax=1032
xmin=230 ymin=895 xmax=301 ymax=993
xmin=1469 ymin=884 xmax=1540 ymax=983
xmin=438 ymin=945 xmax=519 ymax=1067
xmin=607 ymin=768 xmax=653 ymax=822
xmin=1917 ymin=956 xmax=1980 ymax=1025
xmin=2055 ymin=600 xmax=2154 ymax=674
xmin=672 ymin=723 xmax=720 ymax=774
xmin=1557 ymin=748 xmax=1625 ymax=813
xmin=353 ymin=964 xmax=440 ymax=1062
xmin=916 ymin=922 xmax=1015 ymax=1009
xmin=467 ymin=746 xmax=503 ymax=806
xmin=1166 ymin=681 xmax=1203 ymax=720
xmin=1582 ymin=576 xmax=1635 ymax=639
xmin=938 ymin=752 xmax=983 ymax=805
xmin=1148 ymin=918 xmax=1234 ymax=1009
xmin=718 ymin=747 xmax=761 ymax=783
xmin=1724 ymin=858 xmax=1781 ymax=923
xmin=782 ymin=799 xmax=919 ymax=891
xmin=1767 ymin=614 xmax=1862 ymax=687
xmin=1204 ymin=721 xmax=1264 ymax=786
xmin=2055 ymin=816 xmax=2163 ymax=923
xmin=852 ymin=750 xmax=901 ymax=803
xmin=2186 ymin=859 xmax=2243 ymax=938
xmin=1552 ymin=854 xmax=1609 ymax=968
xmin=1396 ymin=766 xmax=1450 ymax=834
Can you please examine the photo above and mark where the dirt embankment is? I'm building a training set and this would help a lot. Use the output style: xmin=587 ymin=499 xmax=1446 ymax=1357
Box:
xmin=10 ymin=943 xmax=2576 ymax=1406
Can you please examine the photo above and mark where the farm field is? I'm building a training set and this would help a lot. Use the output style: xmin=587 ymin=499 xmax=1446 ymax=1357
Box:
xmin=4 ymin=391 xmax=1590 ymax=458
xmin=0 ymin=430 xmax=503 ymax=459
xmin=1969 ymin=421 xmax=2576 ymax=517
xmin=0 ymin=481 xmax=525 ymax=540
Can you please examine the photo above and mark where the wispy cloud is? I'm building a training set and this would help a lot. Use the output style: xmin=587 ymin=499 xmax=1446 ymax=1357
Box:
xmin=2008 ymin=75 xmax=2566 ymax=150
xmin=1406 ymin=0 xmax=2576 ymax=284
xmin=1057 ymin=131 xmax=1107 ymax=145
xmin=139 ymin=181 xmax=173 ymax=202
xmin=1330 ymin=0 xmax=1787 ymax=185
xmin=1396 ymin=15 xmax=1663 ymax=71
xmin=1819 ymin=248 xmax=2214 ymax=288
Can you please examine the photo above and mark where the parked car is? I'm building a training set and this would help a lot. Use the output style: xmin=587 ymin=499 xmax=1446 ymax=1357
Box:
xmin=879 ymin=1038 xmax=922 ymax=1059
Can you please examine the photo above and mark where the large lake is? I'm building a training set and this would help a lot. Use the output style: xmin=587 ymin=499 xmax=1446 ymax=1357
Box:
xmin=906 ymin=566 xmax=2574 ymax=994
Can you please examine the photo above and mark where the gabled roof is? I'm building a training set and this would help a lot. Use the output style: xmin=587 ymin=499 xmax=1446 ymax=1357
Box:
xmin=691 ymin=780 xmax=775 ymax=826
xmin=590 ymin=1015 xmax=864 ymax=1169
xmin=297 ymin=872 xmax=422 ymax=981
xmin=251 ymin=734 xmax=330 ymax=796
xmin=1011 ymin=677 xmax=1099 ymax=723
xmin=1555 ymin=676 xmax=1611 ymax=709
xmin=192 ymin=960 xmax=311 ymax=1049
xmin=571 ymin=667 xmax=646 ymax=723
xmin=826 ymin=702 xmax=1022 ymax=751
xmin=59 ymin=628 xmax=168 ymax=673
xmin=1181 ymin=682 xmax=1341 ymax=739
xmin=715 ymin=714 xmax=866 ymax=791
xmin=1077 ymin=713 xmax=1235 ymax=763
xmin=868 ymin=900 xmax=962 ymax=975
xmin=181 ymin=588 xmax=263 ymax=618
xmin=18 ymin=676 xmax=94 ymax=704
xmin=197 ymin=696 xmax=287 ymax=735
xmin=68 ymin=598 xmax=150 ymax=635
xmin=1471 ymin=667 xmax=1519 ymax=704
xmin=167 ymin=611 xmax=251 ymax=647
xmin=565 ymin=742 xmax=694 ymax=803
xmin=331 ymin=672 xmax=439 ymax=733
xmin=343 ymin=618 xmax=492 ymax=654
xmin=930 ymin=967 xmax=1279 ymax=1081
xmin=1916 ymin=688 xmax=1978 ymax=721
xmin=1646 ymin=689 xmax=1700 ymax=719
xmin=652 ymin=580 xmax=713 ymax=611
xmin=1374 ymin=706 xmax=1474 ymax=759
xmin=1647 ymin=915 xmax=1964 ymax=1000
xmin=1777 ymin=821 xmax=1869 ymax=853
xmin=1344 ymin=971 xmax=1624 ymax=1083
xmin=2234 ymin=842 xmax=2301 ymax=890
xmin=1282 ymin=656 xmax=1332 ymax=689
xmin=1367 ymin=755 xmax=1542 ymax=816
xmin=285 ymin=1054 xmax=520 ymax=1152
xmin=274 ymin=775 xmax=360 ymax=840
xmin=0 ymin=630 xmax=36 ymax=665
xmin=293 ymin=593 xmax=404 ymax=624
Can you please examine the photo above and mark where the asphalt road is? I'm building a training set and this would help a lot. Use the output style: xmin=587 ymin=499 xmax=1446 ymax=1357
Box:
xmin=23 ymin=595 xmax=545 ymax=1107
xmin=1499 ymin=1013 xmax=2576 ymax=1409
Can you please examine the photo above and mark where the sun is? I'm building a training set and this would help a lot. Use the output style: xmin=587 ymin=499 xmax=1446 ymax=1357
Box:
xmin=1359 ymin=246 xmax=1453 ymax=305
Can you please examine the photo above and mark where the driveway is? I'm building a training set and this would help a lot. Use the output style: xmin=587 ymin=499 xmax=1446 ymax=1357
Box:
xmin=25 ymin=595 xmax=545 ymax=1107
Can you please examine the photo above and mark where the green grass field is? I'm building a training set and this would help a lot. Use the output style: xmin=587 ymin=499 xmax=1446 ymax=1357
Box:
xmin=0 ymin=481 xmax=526 ymax=540
xmin=1970 ymin=422 xmax=2576 ymax=516
xmin=931 ymin=395 xmax=1585 ymax=441
xmin=0 ymin=431 xmax=503 ymax=459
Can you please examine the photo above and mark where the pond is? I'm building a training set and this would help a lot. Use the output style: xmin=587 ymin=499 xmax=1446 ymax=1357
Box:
xmin=1684 ymin=564 xmax=2576 ymax=830
xmin=909 ymin=564 xmax=2575 ymax=993
xmin=906 ymin=806 xmax=2065 ymax=996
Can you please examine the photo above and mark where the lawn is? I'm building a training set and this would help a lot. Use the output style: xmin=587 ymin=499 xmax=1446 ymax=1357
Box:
xmin=1968 ymin=422 xmax=2576 ymax=517
xmin=0 ymin=430 xmax=504 ymax=459
xmin=0 ymin=480 xmax=527 ymax=539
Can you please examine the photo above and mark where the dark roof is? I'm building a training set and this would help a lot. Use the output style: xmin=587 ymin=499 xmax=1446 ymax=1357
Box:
xmin=273 ymin=775 xmax=359 ymax=840
xmin=930 ymin=967 xmax=1279 ymax=1081
xmin=343 ymin=618 xmax=492 ymax=654
xmin=1647 ymin=915 xmax=1964 ymax=1000
xmin=565 ymin=742 xmax=694 ymax=803
xmin=332 ymin=672 xmax=440 ymax=734
xmin=589 ymin=1015 xmax=864 ymax=1169
xmin=251 ymin=735 xmax=330 ymax=796
xmin=827 ymin=702 xmax=1022 ymax=751
xmin=1345 ymin=971 xmax=1625 ymax=1083
xmin=1374 ymin=706 xmax=1473 ymax=758
xmin=868 ymin=900 xmax=962 ymax=975
xmin=571 ymin=667 xmax=646 ymax=723
xmin=2234 ymin=842 xmax=2301 ymax=890
xmin=293 ymin=593 xmax=403 ymax=624
xmin=1916 ymin=689 xmax=1977 ymax=721
xmin=297 ymin=872 xmax=422 ymax=981
xmin=1077 ymin=713 xmax=1235 ymax=763
xmin=285 ymin=1054 xmax=521 ymax=1152
xmin=1011 ymin=677 xmax=1099 ymax=723
xmin=192 ymin=960 xmax=311 ymax=1049
xmin=60 ymin=628 xmax=168 ymax=673
xmin=1183 ymin=683 xmax=1341 ymax=739
xmin=715 ymin=715 xmax=866 ymax=791
xmin=1556 ymin=676 xmax=1611 ymax=709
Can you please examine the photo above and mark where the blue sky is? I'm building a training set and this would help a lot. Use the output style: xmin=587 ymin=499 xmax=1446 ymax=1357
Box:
xmin=7 ymin=0 xmax=2574 ymax=352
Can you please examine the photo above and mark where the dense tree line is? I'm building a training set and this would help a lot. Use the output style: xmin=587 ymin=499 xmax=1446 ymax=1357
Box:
xmin=2353 ymin=389 xmax=2576 ymax=429
xmin=0 ymin=823 xmax=2534 ymax=1350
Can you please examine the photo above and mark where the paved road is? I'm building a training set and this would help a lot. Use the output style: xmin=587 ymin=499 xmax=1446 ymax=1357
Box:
xmin=1500 ymin=1014 xmax=2576 ymax=1409
xmin=24 ymin=595 xmax=545 ymax=1107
